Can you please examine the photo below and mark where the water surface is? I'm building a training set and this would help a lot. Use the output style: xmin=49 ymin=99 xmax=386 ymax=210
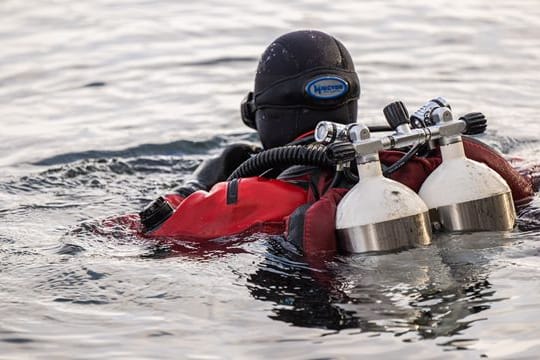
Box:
xmin=1 ymin=0 xmax=540 ymax=358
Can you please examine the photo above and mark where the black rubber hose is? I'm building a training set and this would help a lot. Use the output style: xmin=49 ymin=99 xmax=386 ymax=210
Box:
xmin=339 ymin=143 xmax=424 ymax=182
xmin=382 ymin=142 xmax=423 ymax=176
xmin=226 ymin=136 xmax=426 ymax=180
xmin=344 ymin=166 xmax=359 ymax=183
xmin=227 ymin=145 xmax=333 ymax=180
xmin=323 ymin=170 xmax=343 ymax=194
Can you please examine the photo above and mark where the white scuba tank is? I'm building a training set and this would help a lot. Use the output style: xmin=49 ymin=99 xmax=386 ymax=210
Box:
xmin=419 ymin=138 xmax=516 ymax=231
xmin=336 ymin=155 xmax=432 ymax=253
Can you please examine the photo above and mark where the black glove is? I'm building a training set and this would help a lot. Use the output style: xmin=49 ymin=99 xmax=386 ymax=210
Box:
xmin=173 ymin=143 xmax=260 ymax=197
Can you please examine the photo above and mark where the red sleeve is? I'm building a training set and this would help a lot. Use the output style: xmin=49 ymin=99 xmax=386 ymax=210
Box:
xmin=149 ymin=177 xmax=308 ymax=240
xmin=163 ymin=193 xmax=186 ymax=209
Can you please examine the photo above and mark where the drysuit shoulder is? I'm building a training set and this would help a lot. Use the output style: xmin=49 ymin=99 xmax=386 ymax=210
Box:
xmin=149 ymin=177 xmax=308 ymax=240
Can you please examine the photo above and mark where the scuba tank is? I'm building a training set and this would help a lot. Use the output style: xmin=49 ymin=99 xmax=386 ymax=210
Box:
xmin=315 ymin=98 xmax=515 ymax=253
xmin=314 ymin=106 xmax=432 ymax=253
xmin=415 ymin=101 xmax=516 ymax=231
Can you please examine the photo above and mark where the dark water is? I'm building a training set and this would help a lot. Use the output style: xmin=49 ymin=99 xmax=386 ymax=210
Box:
xmin=1 ymin=0 xmax=540 ymax=358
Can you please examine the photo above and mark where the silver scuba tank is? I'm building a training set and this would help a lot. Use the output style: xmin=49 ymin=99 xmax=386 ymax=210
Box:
xmin=316 ymin=102 xmax=433 ymax=253
xmin=335 ymin=151 xmax=432 ymax=253
xmin=315 ymin=98 xmax=516 ymax=253
xmin=316 ymin=97 xmax=516 ymax=253
xmin=417 ymin=103 xmax=516 ymax=232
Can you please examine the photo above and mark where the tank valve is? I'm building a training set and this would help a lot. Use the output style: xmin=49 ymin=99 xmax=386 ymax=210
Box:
xmin=410 ymin=97 xmax=451 ymax=128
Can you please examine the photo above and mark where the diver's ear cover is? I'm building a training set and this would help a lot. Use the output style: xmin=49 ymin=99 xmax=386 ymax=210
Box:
xmin=240 ymin=91 xmax=257 ymax=129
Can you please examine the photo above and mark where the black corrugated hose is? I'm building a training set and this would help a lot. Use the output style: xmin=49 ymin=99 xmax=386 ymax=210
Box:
xmin=227 ymin=145 xmax=333 ymax=180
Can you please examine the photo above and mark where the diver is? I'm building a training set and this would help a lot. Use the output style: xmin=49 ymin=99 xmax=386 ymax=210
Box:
xmin=137 ymin=30 xmax=538 ymax=256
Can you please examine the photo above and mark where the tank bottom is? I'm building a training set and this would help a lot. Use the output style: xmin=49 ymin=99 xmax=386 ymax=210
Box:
xmin=430 ymin=192 xmax=516 ymax=232
xmin=337 ymin=212 xmax=432 ymax=253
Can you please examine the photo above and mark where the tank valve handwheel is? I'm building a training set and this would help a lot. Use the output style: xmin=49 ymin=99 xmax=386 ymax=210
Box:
xmin=326 ymin=142 xmax=357 ymax=163
xmin=383 ymin=101 xmax=410 ymax=130
xmin=459 ymin=112 xmax=487 ymax=135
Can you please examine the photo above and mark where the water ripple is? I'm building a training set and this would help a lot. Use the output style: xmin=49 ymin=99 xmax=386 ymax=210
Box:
xmin=1 ymin=0 xmax=540 ymax=358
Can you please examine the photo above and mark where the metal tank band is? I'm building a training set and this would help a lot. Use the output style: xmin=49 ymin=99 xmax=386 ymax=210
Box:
xmin=430 ymin=191 xmax=516 ymax=232
xmin=337 ymin=212 xmax=432 ymax=253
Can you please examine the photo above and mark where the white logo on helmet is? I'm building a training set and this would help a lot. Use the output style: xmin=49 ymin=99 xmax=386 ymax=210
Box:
xmin=305 ymin=76 xmax=349 ymax=99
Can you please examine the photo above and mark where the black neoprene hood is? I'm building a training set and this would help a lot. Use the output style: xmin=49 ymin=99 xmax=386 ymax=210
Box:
xmin=252 ymin=30 xmax=360 ymax=148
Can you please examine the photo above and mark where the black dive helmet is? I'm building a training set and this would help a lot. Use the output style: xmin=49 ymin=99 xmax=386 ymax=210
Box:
xmin=241 ymin=30 xmax=361 ymax=149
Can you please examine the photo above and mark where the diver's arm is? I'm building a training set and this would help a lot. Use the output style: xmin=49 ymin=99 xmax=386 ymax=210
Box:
xmin=173 ymin=143 xmax=260 ymax=197
xmin=139 ymin=143 xmax=260 ymax=233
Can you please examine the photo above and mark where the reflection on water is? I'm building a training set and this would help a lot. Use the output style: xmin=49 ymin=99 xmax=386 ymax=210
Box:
xmin=247 ymin=234 xmax=510 ymax=349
